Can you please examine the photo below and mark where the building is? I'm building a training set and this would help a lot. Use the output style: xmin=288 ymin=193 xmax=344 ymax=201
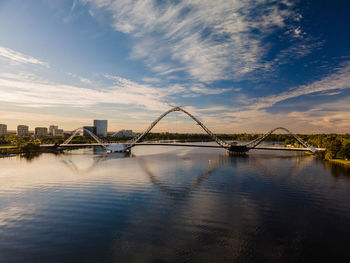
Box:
xmin=35 ymin=127 xmax=48 ymax=137
xmin=0 ymin=124 xmax=7 ymax=138
xmin=113 ymin=129 xmax=135 ymax=137
xmin=49 ymin=125 xmax=64 ymax=136
xmin=17 ymin=125 xmax=29 ymax=137
xmin=83 ymin=126 xmax=96 ymax=136
xmin=53 ymin=129 xmax=64 ymax=137
xmin=49 ymin=125 xmax=58 ymax=135
xmin=93 ymin=120 xmax=108 ymax=137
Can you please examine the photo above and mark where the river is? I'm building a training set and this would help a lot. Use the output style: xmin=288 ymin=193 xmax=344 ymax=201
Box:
xmin=0 ymin=145 xmax=350 ymax=262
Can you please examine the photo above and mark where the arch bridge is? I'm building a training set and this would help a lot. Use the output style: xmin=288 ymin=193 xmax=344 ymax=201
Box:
xmin=60 ymin=127 xmax=108 ymax=148
xmin=56 ymin=106 xmax=324 ymax=154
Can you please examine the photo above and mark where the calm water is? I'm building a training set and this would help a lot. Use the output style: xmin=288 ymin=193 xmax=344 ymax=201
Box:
xmin=1 ymin=145 xmax=350 ymax=262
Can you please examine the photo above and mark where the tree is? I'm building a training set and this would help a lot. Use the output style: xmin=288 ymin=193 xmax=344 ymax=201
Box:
xmin=339 ymin=140 xmax=350 ymax=160
xmin=325 ymin=139 xmax=342 ymax=160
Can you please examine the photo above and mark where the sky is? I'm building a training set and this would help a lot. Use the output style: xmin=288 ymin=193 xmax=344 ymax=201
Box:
xmin=0 ymin=0 xmax=349 ymax=133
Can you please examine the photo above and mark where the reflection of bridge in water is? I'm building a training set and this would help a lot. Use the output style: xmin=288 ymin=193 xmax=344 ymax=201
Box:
xmin=60 ymin=152 xmax=314 ymax=200
xmin=138 ymin=154 xmax=230 ymax=200
xmin=45 ymin=106 xmax=325 ymax=154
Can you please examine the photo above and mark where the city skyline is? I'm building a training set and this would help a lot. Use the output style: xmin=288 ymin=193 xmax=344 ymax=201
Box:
xmin=0 ymin=0 xmax=350 ymax=133
xmin=0 ymin=120 xmax=109 ymax=133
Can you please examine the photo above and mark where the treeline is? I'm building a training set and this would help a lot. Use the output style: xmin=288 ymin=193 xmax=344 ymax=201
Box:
xmin=0 ymin=134 xmax=42 ymax=155
xmin=142 ymin=132 xmax=350 ymax=160
xmin=302 ymin=134 xmax=350 ymax=160
xmin=1 ymin=132 xmax=350 ymax=161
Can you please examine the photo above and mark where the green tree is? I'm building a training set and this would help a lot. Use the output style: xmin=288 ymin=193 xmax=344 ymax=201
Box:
xmin=325 ymin=139 xmax=342 ymax=160
xmin=339 ymin=140 xmax=350 ymax=160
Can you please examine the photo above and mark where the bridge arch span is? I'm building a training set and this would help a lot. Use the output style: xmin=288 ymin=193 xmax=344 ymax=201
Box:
xmin=61 ymin=127 xmax=106 ymax=148
xmin=245 ymin=127 xmax=316 ymax=153
xmin=125 ymin=107 xmax=230 ymax=149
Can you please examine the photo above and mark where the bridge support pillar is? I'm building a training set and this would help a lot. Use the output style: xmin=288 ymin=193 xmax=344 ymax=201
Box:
xmin=227 ymin=145 xmax=249 ymax=154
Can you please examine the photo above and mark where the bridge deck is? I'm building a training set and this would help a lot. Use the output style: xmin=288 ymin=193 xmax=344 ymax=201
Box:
xmin=134 ymin=143 xmax=223 ymax=148
xmin=132 ymin=143 xmax=325 ymax=152
xmin=252 ymin=146 xmax=325 ymax=151
xmin=40 ymin=143 xmax=325 ymax=152
xmin=40 ymin=143 xmax=109 ymax=147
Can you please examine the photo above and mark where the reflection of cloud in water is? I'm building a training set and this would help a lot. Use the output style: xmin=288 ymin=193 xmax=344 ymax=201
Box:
xmin=249 ymin=154 xmax=314 ymax=178
xmin=0 ymin=204 xmax=38 ymax=228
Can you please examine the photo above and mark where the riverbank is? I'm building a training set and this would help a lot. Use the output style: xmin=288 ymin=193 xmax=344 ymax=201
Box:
xmin=328 ymin=159 xmax=350 ymax=166
xmin=0 ymin=146 xmax=20 ymax=155
xmin=0 ymin=145 xmax=61 ymax=156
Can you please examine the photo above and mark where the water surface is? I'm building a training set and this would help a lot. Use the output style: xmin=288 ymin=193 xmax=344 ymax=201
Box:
xmin=0 ymin=146 xmax=350 ymax=262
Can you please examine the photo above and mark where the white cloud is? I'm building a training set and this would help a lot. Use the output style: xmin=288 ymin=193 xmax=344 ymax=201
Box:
xmin=189 ymin=64 xmax=350 ymax=133
xmin=192 ymin=100 xmax=350 ymax=134
xmin=0 ymin=72 xmax=173 ymax=111
xmin=294 ymin=27 xmax=302 ymax=38
xmin=0 ymin=70 xmax=234 ymax=123
xmin=79 ymin=0 xmax=306 ymax=82
xmin=0 ymin=46 xmax=49 ymax=67
xmin=79 ymin=77 xmax=92 ymax=84
xmin=142 ymin=77 xmax=161 ymax=83
xmin=247 ymin=62 xmax=350 ymax=110
xmin=0 ymin=110 xmax=91 ymax=124
xmin=1 ymin=68 xmax=350 ymax=133
xmin=190 ymin=85 xmax=230 ymax=95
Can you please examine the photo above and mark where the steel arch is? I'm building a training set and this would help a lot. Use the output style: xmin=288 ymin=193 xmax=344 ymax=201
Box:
xmin=61 ymin=127 xmax=106 ymax=148
xmin=124 ymin=106 xmax=230 ymax=150
xmin=245 ymin=127 xmax=316 ymax=152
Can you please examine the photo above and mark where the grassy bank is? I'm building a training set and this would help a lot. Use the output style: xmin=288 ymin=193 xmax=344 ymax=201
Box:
xmin=328 ymin=159 xmax=350 ymax=166
xmin=0 ymin=142 xmax=44 ymax=156
xmin=0 ymin=146 xmax=17 ymax=149
xmin=0 ymin=146 xmax=20 ymax=155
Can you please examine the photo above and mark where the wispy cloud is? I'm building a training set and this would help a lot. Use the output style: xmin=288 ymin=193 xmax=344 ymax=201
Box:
xmin=79 ymin=77 xmax=92 ymax=84
xmin=80 ymin=0 xmax=309 ymax=82
xmin=192 ymin=98 xmax=350 ymax=134
xmin=297 ymin=98 xmax=350 ymax=130
xmin=1 ymin=68 xmax=349 ymax=133
xmin=190 ymin=85 xmax=230 ymax=95
xmin=142 ymin=77 xmax=161 ymax=83
xmin=0 ymin=72 xmax=172 ymax=111
xmin=0 ymin=46 xmax=49 ymax=67
xmin=0 ymin=110 xmax=91 ymax=125
xmin=247 ymin=62 xmax=350 ymax=110
xmin=189 ymin=64 xmax=350 ymax=133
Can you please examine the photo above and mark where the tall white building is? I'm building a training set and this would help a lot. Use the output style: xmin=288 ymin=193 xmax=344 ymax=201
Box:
xmin=49 ymin=125 xmax=58 ymax=135
xmin=17 ymin=125 xmax=29 ymax=137
xmin=93 ymin=120 xmax=108 ymax=137
xmin=35 ymin=127 xmax=48 ymax=137
xmin=0 ymin=124 xmax=7 ymax=137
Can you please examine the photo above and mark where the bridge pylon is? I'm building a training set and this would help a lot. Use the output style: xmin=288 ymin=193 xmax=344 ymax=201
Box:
xmin=227 ymin=145 xmax=249 ymax=154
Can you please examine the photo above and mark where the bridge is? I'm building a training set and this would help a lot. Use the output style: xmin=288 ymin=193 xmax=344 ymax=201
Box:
xmin=55 ymin=106 xmax=325 ymax=154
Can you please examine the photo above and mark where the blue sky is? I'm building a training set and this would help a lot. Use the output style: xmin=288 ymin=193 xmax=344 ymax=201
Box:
xmin=0 ymin=0 xmax=349 ymax=133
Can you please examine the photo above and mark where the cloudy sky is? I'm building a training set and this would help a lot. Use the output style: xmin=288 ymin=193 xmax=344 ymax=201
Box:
xmin=0 ymin=0 xmax=349 ymax=133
